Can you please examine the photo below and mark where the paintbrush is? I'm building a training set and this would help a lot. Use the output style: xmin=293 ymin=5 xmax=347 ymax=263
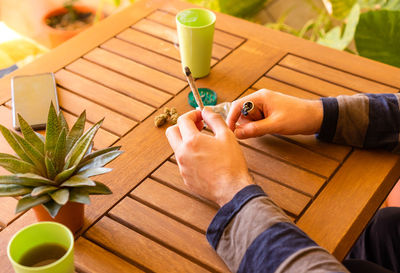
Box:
xmin=184 ymin=66 xmax=204 ymax=110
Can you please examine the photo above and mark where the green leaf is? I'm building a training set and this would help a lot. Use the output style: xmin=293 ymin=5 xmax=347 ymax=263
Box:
xmin=318 ymin=3 xmax=360 ymax=50
xmin=0 ymin=173 xmax=55 ymax=186
xmin=17 ymin=114 xmax=45 ymax=155
xmin=81 ymin=181 xmax=112 ymax=195
xmin=10 ymin=131 xmax=46 ymax=176
xmin=77 ymin=167 xmax=112 ymax=178
xmin=0 ymin=153 xmax=37 ymax=174
xmin=219 ymin=0 xmax=267 ymax=18
xmin=16 ymin=194 xmax=51 ymax=213
xmin=64 ymin=119 xmax=103 ymax=170
xmin=54 ymin=128 xmax=67 ymax=172
xmin=35 ymin=132 xmax=45 ymax=142
xmin=50 ymin=188 xmax=70 ymax=205
xmin=78 ymin=150 xmax=123 ymax=172
xmin=31 ymin=185 xmax=58 ymax=196
xmin=54 ymin=165 xmax=77 ymax=184
xmin=69 ymin=188 xmax=90 ymax=204
xmin=58 ymin=111 xmax=69 ymax=132
xmin=0 ymin=184 xmax=31 ymax=196
xmin=0 ymin=124 xmax=33 ymax=164
xmin=66 ymin=111 xmax=86 ymax=153
xmin=45 ymin=103 xmax=61 ymax=158
xmin=355 ymin=10 xmax=400 ymax=68
xmin=328 ymin=0 xmax=357 ymax=19
xmin=42 ymin=200 xmax=62 ymax=218
xmin=60 ymin=175 xmax=96 ymax=187
xmin=45 ymin=153 xmax=57 ymax=180
xmin=79 ymin=146 xmax=121 ymax=167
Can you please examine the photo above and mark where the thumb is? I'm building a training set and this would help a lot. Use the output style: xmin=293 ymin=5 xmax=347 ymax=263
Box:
xmin=202 ymin=107 xmax=228 ymax=136
xmin=234 ymin=118 xmax=276 ymax=139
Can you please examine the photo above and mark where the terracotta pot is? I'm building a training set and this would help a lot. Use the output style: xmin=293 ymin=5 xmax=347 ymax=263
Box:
xmin=41 ymin=5 xmax=98 ymax=48
xmin=33 ymin=202 xmax=84 ymax=234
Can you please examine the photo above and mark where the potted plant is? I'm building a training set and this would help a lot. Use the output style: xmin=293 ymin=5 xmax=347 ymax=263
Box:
xmin=0 ymin=104 xmax=122 ymax=233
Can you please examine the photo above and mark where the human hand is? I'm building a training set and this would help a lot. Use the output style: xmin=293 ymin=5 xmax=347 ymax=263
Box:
xmin=226 ymin=89 xmax=323 ymax=139
xmin=166 ymin=107 xmax=253 ymax=207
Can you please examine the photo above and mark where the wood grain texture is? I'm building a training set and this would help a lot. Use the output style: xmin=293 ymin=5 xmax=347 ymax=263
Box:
xmin=147 ymin=9 xmax=244 ymax=49
xmin=85 ymin=217 xmax=210 ymax=273
xmin=101 ymin=38 xmax=185 ymax=80
xmin=0 ymin=197 xmax=20 ymax=228
xmin=133 ymin=19 xmax=231 ymax=60
xmin=109 ymin=198 xmax=229 ymax=272
xmin=66 ymin=58 xmax=172 ymax=107
xmin=131 ymin=178 xmax=217 ymax=233
xmin=84 ymin=47 xmax=186 ymax=95
xmin=55 ymin=69 xmax=155 ymax=121
xmin=163 ymin=0 xmax=400 ymax=88
xmin=267 ymin=65 xmax=358 ymax=97
xmin=298 ymin=149 xmax=400 ymax=260
xmin=75 ymin=238 xmax=145 ymax=273
xmin=57 ymin=87 xmax=137 ymax=136
xmin=116 ymin=28 xmax=218 ymax=66
xmin=79 ymin=40 xmax=285 ymax=233
xmin=280 ymin=55 xmax=398 ymax=94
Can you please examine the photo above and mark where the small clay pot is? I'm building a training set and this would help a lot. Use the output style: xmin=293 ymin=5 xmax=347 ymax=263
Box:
xmin=33 ymin=202 xmax=84 ymax=234
xmin=41 ymin=5 xmax=98 ymax=48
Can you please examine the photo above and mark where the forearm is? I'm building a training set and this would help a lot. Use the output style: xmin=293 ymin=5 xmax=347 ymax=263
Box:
xmin=318 ymin=93 xmax=400 ymax=152
xmin=206 ymin=185 xmax=348 ymax=273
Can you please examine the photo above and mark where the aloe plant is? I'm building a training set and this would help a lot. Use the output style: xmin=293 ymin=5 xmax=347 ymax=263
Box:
xmin=0 ymin=103 xmax=122 ymax=217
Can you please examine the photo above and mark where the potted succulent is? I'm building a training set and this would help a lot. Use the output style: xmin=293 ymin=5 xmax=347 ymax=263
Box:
xmin=0 ymin=104 xmax=122 ymax=233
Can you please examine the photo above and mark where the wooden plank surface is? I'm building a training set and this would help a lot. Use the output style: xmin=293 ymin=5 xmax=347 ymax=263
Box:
xmin=280 ymin=55 xmax=398 ymax=94
xmin=85 ymin=217 xmax=211 ymax=272
xmin=75 ymin=238 xmax=145 ymax=273
xmin=298 ymin=149 xmax=400 ymax=260
xmin=66 ymin=58 xmax=172 ymax=107
xmin=109 ymin=198 xmax=229 ymax=272
xmin=267 ymin=65 xmax=358 ymax=97
xmin=57 ymin=87 xmax=137 ymax=136
xmin=84 ymin=48 xmax=186 ymax=95
xmin=131 ymin=178 xmax=217 ymax=233
xmin=55 ymin=69 xmax=155 ymax=121
xmin=0 ymin=197 xmax=20 ymax=228
xmin=101 ymin=38 xmax=185 ymax=80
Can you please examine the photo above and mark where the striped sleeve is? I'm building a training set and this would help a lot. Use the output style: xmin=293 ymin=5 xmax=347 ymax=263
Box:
xmin=317 ymin=93 xmax=400 ymax=152
xmin=206 ymin=185 xmax=348 ymax=273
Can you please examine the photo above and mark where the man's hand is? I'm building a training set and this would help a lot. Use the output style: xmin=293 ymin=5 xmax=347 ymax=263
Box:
xmin=166 ymin=107 xmax=253 ymax=207
xmin=226 ymin=89 xmax=323 ymax=139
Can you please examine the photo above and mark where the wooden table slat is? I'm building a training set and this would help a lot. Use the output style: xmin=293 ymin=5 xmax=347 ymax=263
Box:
xmin=133 ymin=18 xmax=231 ymax=60
xmin=267 ymin=65 xmax=358 ymax=97
xmin=58 ymin=87 xmax=137 ymax=136
xmin=0 ymin=197 xmax=20 ymax=228
xmin=131 ymin=178 xmax=217 ymax=233
xmin=101 ymin=38 xmax=185 ymax=80
xmin=66 ymin=58 xmax=171 ymax=107
xmin=84 ymin=47 xmax=186 ymax=95
xmin=75 ymin=238 xmax=145 ymax=273
xmin=55 ymin=69 xmax=155 ymax=121
xmin=148 ymin=9 xmax=245 ymax=49
xmin=280 ymin=54 xmax=399 ymax=94
xmin=86 ymin=217 xmax=211 ymax=273
xmin=109 ymin=198 xmax=230 ymax=272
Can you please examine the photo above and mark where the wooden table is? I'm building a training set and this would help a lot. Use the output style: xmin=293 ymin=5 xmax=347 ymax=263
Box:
xmin=1 ymin=0 xmax=400 ymax=271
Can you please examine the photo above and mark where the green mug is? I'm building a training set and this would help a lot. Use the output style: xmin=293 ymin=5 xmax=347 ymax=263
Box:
xmin=176 ymin=8 xmax=216 ymax=78
xmin=7 ymin=222 xmax=74 ymax=273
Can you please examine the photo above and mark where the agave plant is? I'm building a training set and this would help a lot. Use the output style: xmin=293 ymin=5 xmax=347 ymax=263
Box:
xmin=0 ymin=103 xmax=122 ymax=217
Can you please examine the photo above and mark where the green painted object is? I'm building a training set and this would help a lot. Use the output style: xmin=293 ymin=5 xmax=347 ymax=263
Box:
xmin=188 ymin=88 xmax=217 ymax=108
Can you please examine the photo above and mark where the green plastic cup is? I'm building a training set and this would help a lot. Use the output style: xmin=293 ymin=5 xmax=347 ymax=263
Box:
xmin=7 ymin=222 xmax=74 ymax=273
xmin=176 ymin=8 xmax=216 ymax=78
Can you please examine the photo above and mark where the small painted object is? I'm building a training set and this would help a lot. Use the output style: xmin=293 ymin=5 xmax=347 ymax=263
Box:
xmin=188 ymin=88 xmax=217 ymax=108
xmin=241 ymin=101 xmax=254 ymax=116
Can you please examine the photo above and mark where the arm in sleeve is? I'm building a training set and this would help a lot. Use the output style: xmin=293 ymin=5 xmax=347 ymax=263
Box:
xmin=206 ymin=185 xmax=348 ymax=273
xmin=317 ymin=93 xmax=400 ymax=152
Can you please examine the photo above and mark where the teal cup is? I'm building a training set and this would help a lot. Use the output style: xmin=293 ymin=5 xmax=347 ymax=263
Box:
xmin=7 ymin=222 xmax=74 ymax=273
xmin=176 ymin=8 xmax=216 ymax=78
